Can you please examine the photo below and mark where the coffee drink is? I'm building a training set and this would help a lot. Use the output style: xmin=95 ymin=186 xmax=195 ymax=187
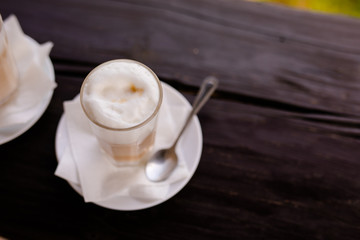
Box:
xmin=0 ymin=15 xmax=18 ymax=105
xmin=80 ymin=60 xmax=162 ymax=165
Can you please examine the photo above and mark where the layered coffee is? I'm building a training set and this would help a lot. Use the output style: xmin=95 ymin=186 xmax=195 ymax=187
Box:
xmin=80 ymin=60 xmax=162 ymax=165
xmin=0 ymin=16 xmax=18 ymax=105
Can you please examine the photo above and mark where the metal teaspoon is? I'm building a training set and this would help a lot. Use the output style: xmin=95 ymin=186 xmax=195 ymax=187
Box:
xmin=145 ymin=76 xmax=218 ymax=182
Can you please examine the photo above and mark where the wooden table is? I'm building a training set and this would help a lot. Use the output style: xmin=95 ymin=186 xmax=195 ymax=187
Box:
xmin=1 ymin=0 xmax=360 ymax=239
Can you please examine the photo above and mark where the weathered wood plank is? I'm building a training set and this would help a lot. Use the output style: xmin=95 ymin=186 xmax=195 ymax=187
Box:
xmin=3 ymin=0 xmax=360 ymax=116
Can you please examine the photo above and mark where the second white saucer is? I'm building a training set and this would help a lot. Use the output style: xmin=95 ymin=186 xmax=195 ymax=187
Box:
xmin=0 ymin=36 xmax=55 ymax=145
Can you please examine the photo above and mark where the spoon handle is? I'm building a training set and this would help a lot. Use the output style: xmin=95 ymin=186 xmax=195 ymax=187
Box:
xmin=171 ymin=76 xmax=218 ymax=149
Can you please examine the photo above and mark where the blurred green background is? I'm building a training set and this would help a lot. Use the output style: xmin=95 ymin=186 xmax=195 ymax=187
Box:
xmin=252 ymin=0 xmax=360 ymax=18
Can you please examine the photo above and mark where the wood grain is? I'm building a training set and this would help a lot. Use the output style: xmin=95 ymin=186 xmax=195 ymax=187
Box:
xmin=1 ymin=0 xmax=360 ymax=239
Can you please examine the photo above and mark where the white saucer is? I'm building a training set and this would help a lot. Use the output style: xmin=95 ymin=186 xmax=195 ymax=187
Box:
xmin=55 ymin=82 xmax=203 ymax=210
xmin=0 ymin=36 xmax=55 ymax=145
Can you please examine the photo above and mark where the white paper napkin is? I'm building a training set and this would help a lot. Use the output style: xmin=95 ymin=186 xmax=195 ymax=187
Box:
xmin=0 ymin=15 xmax=56 ymax=128
xmin=55 ymin=89 xmax=190 ymax=203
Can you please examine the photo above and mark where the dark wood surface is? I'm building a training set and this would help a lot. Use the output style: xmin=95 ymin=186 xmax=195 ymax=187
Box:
xmin=1 ymin=0 xmax=360 ymax=239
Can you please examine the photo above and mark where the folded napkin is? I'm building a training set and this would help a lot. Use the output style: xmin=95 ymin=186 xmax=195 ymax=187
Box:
xmin=0 ymin=15 xmax=56 ymax=128
xmin=55 ymin=88 xmax=190 ymax=203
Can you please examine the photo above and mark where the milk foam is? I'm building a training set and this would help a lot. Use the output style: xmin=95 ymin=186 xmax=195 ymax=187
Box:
xmin=82 ymin=61 xmax=160 ymax=129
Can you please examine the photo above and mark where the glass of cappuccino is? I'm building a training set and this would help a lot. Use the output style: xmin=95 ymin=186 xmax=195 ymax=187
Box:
xmin=0 ymin=14 xmax=19 ymax=105
xmin=80 ymin=59 xmax=163 ymax=166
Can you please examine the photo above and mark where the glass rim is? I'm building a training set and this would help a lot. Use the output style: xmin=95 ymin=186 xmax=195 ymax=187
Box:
xmin=0 ymin=14 xmax=3 ymax=33
xmin=80 ymin=59 xmax=163 ymax=131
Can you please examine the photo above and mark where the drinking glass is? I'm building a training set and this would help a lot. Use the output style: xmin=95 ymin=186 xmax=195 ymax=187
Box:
xmin=0 ymin=14 xmax=19 ymax=105
xmin=80 ymin=59 xmax=163 ymax=166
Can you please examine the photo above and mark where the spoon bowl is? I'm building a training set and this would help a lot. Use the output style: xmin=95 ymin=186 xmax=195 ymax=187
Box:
xmin=145 ymin=148 xmax=177 ymax=182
